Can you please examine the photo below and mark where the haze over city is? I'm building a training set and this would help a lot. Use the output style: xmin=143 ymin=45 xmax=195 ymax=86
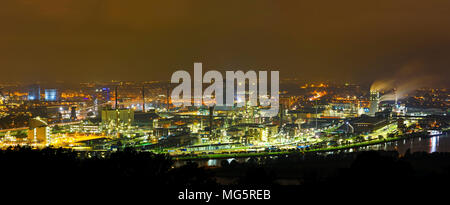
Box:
xmin=0 ymin=1 xmax=449 ymax=203
xmin=0 ymin=0 xmax=449 ymax=86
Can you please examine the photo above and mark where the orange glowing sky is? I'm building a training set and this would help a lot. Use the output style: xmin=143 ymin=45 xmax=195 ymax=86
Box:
xmin=0 ymin=0 xmax=449 ymax=87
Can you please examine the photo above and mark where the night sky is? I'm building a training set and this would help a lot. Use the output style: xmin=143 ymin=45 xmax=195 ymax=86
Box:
xmin=1 ymin=0 xmax=449 ymax=86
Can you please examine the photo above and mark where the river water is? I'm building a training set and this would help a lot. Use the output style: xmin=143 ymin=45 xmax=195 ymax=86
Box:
xmin=357 ymin=132 xmax=450 ymax=154
xmin=175 ymin=132 xmax=450 ymax=167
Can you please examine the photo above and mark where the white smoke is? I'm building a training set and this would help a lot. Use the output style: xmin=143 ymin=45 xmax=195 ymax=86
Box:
xmin=370 ymin=60 xmax=443 ymax=102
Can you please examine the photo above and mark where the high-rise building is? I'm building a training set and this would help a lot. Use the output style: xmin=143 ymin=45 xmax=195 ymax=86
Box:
xmin=28 ymin=84 xmax=40 ymax=101
xmin=44 ymin=89 xmax=58 ymax=101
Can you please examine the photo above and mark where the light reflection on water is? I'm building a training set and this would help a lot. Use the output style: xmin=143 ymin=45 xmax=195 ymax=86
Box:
xmin=174 ymin=157 xmax=247 ymax=168
xmin=174 ymin=133 xmax=449 ymax=168
xmin=430 ymin=137 xmax=438 ymax=153
xmin=360 ymin=133 xmax=448 ymax=154
xmin=207 ymin=159 xmax=218 ymax=167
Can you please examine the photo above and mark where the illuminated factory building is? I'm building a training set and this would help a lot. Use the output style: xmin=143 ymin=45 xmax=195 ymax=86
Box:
xmin=96 ymin=87 xmax=111 ymax=102
xmin=28 ymin=84 xmax=40 ymax=101
xmin=102 ymin=108 xmax=135 ymax=127
xmin=369 ymin=90 xmax=380 ymax=116
xmin=44 ymin=89 xmax=58 ymax=101
xmin=27 ymin=117 xmax=50 ymax=146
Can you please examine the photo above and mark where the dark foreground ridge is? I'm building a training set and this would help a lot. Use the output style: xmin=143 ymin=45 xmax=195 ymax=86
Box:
xmin=1 ymin=147 xmax=449 ymax=203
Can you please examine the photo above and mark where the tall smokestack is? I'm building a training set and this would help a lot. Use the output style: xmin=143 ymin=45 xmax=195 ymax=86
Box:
xmin=115 ymin=86 xmax=118 ymax=109
xmin=166 ymin=85 xmax=170 ymax=111
xmin=209 ymin=106 xmax=214 ymax=138
xmin=142 ymin=85 xmax=145 ymax=112
xmin=394 ymin=88 xmax=398 ymax=105
xmin=279 ymin=103 xmax=284 ymax=131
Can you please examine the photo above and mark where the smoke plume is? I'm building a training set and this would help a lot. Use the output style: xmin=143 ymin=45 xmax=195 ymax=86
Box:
xmin=370 ymin=61 xmax=445 ymax=101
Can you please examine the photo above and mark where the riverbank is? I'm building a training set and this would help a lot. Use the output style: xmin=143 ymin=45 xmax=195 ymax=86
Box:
xmin=174 ymin=132 xmax=433 ymax=161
